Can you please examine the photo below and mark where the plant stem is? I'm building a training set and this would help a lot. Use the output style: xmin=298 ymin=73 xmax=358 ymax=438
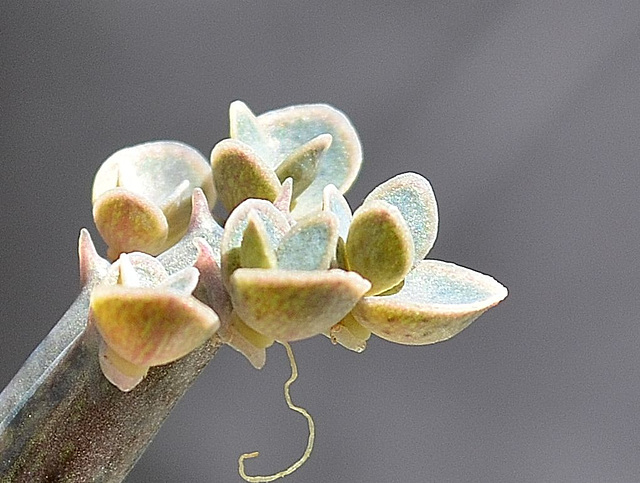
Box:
xmin=0 ymin=290 xmax=221 ymax=482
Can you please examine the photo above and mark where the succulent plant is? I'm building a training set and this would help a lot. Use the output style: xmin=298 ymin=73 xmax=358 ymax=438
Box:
xmin=0 ymin=100 xmax=507 ymax=482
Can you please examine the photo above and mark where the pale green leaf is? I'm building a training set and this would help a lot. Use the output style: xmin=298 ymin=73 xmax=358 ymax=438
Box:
xmin=346 ymin=200 xmax=414 ymax=296
xmin=322 ymin=184 xmax=352 ymax=241
xmin=210 ymin=138 xmax=281 ymax=213
xmin=230 ymin=268 xmax=370 ymax=341
xmin=240 ymin=211 xmax=277 ymax=269
xmin=275 ymin=133 xmax=331 ymax=200
xmin=352 ymin=260 xmax=508 ymax=345
xmin=91 ymin=285 xmax=220 ymax=367
xmin=276 ymin=211 xmax=338 ymax=271
xmin=256 ymin=104 xmax=362 ymax=218
xmin=220 ymin=199 xmax=290 ymax=287
xmin=364 ymin=172 xmax=438 ymax=262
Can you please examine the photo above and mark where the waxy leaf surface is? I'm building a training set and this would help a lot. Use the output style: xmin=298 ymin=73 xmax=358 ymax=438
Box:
xmin=352 ymin=260 xmax=508 ymax=345
xmin=229 ymin=268 xmax=370 ymax=341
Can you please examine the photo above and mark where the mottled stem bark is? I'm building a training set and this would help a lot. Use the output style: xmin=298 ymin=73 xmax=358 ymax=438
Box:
xmin=0 ymin=289 xmax=221 ymax=482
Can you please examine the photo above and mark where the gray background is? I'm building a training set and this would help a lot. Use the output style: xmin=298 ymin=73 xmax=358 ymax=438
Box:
xmin=2 ymin=1 xmax=640 ymax=482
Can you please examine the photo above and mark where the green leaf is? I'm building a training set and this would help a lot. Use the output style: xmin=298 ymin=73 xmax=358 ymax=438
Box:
xmin=364 ymin=172 xmax=438 ymax=263
xmin=229 ymin=100 xmax=274 ymax=166
xmin=159 ymin=188 xmax=224 ymax=274
xmin=159 ymin=267 xmax=200 ymax=295
xmin=256 ymin=104 xmax=362 ymax=218
xmin=326 ymin=312 xmax=371 ymax=353
xmin=90 ymin=285 xmax=220 ymax=367
xmin=351 ymin=260 xmax=508 ymax=345
xmin=220 ymin=199 xmax=290 ymax=287
xmin=93 ymin=188 xmax=169 ymax=259
xmin=322 ymin=184 xmax=352 ymax=241
xmin=210 ymin=138 xmax=281 ymax=213
xmin=275 ymin=133 xmax=331 ymax=200
xmin=240 ymin=211 xmax=277 ymax=269
xmin=276 ymin=212 xmax=338 ymax=271
xmin=92 ymin=141 xmax=215 ymax=253
xmin=345 ymin=200 xmax=414 ymax=296
xmin=229 ymin=268 xmax=370 ymax=341
xmin=92 ymin=141 xmax=215 ymax=211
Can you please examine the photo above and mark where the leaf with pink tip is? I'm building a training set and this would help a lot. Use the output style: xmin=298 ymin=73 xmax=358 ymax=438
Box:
xmin=229 ymin=268 xmax=370 ymax=342
xmin=78 ymin=229 xmax=110 ymax=288
xmin=192 ymin=237 xmax=232 ymax=325
xmin=351 ymin=260 xmax=508 ymax=345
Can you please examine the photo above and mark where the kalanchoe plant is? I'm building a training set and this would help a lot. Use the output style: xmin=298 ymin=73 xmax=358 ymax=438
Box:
xmin=0 ymin=101 xmax=507 ymax=482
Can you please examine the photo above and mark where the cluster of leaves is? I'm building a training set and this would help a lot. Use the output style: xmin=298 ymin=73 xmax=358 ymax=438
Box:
xmin=87 ymin=101 xmax=507 ymax=391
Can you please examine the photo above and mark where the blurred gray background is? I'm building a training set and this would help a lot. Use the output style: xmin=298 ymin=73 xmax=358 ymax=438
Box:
xmin=2 ymin=1 xmax=640 ymax=482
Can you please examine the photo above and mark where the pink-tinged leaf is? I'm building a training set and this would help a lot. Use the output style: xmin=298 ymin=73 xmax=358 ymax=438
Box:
xmin=93 ymin=188 xmax=169 ymax=259
xmin=210 ymin=138 xmax=281 ymax=213
xmin=229 ymin=268 xmax=370 ymax=342
xmin=91 ymin=285 xmax=220 ymax=367
xmin=78 ymin=228 xmax=110 ymax=288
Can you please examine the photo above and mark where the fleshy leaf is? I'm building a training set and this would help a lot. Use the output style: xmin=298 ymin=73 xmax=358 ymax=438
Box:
xmin=352 ymin=260 xmax=508 ymax=345
xmin=98 ymin=340 xmax=149 ymax=392
xmin=322 ymin=184 xmax=352 ymax=242
xmin=159 ymin=188 xmax=224 ymax=274
xmin=346 ymin=200 xmax=414 ymax=296
xmin=229 ymin=268 xmax=371 ymax=341
xmin=218 ymin=312 xmax=272 ymax=370
xmin=276 ymin=212 xmax=338 ymax=271
xmin=93 ymin=141 xmax=215 ymax=253
xmin=109 ymin=252 xmax=169 ymax=288
xmin=364 ymin=172 xmax=438 ymax=262
xmin=159 ymin=266 xmax=200 ymax=295
xmin=93 ymin=141 xmax=215 ymax=211
xmin=256 ymin=104 xmax=362 ymax=218
xmin=210 ymin=138 xmax=281 ymax=213
xmin=326 ymin=312 xmax=371 ymax=353
xmin=240 ymin=211 xmax=277 ymax=269
xmin=91 ymin=285 xmax=220 ymax=367
xmin=192 ymin=237 xmax=232 ymax=325
xmin=229 ymin=100 xmax=273 ymax=166
xmin=220 ymin=199 xmax=290 ymax=287
xmin=273 ymin=177 xmax=295 ymax=224
xmin=93 ymin=188 xmax=169 ymax=259
xmin=78 ymin=229 xmax=110 ymax=288
xmin=275 ymin=134 xmax=332 ymax=200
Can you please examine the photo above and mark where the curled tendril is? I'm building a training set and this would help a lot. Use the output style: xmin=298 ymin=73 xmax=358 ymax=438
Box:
xmin=238 ymin=342 xmax=315 ymax=482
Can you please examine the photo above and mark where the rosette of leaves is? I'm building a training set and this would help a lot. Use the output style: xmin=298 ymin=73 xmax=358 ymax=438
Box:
xmin=216 ymin=194 xmax=371 ymax=368
xmin=92 ymin=141 xmax=216 ymax=259
xmin=210 ymin=101 xmax=362 ymax=218
xmin=90 ymin=251 xmax=220 ymax=391
xmin=322 ymin=172 xmax=508 ymax=351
